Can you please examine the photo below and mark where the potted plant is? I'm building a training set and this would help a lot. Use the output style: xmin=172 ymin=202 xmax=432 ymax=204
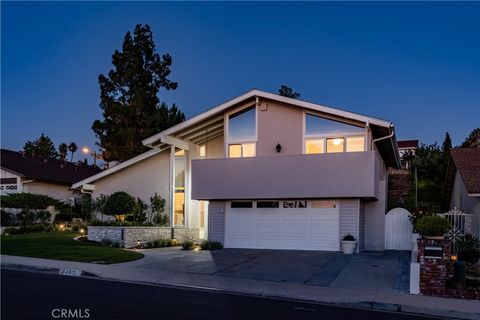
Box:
xmin=415 ymin=215 xmax=450 ymax=240
xmin=341 ymin=234 xmax=357 ymax=254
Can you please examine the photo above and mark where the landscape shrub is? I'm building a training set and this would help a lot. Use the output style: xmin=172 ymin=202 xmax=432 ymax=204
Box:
xmin=0 ymin=193 xmax=60 ymax=210
xmin=0 ymin=209 xmax=14 ymax=227
xmin=150 ymin=193 xmax=168 ymax=225
xmin=35 ymin=210 xmax=51 ymax=224
xmin=415 ymin=216 xmax=450 ymax=236
xmin=182 ymin=240 xmax=194 ymax=250
xmin=200 ymin=240 xmax=223 ymax=250
xmin=458 ymin=234 xmax=480 ymax=264
xmin=4 ymin=224 xmax=54 ymax=234
xmin=100 ymin=237 xmax=113 ymax=246
xmin=152 ymin=214 xmax=169 ymax=227
xmin=103 ymin=192 xmax=136 ymax=217
xmin=54 ymin=212 xmax=73 ymax=223
xmin=148 ymin=238 xmax=173 ymax=248
xmin=18 ymin=209 xmax=36 ymax=226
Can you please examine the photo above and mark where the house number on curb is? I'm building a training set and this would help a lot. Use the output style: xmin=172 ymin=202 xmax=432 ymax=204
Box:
xmin=59 ymin=269 xmax=82 ymax=277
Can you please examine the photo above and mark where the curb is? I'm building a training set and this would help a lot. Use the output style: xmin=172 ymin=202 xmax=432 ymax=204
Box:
xmin=1 ymin=263 xmax=476 ymax=320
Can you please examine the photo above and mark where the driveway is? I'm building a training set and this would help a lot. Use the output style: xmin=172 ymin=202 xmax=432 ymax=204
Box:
xmin=129 ymin=248 xmax=410 ymax=293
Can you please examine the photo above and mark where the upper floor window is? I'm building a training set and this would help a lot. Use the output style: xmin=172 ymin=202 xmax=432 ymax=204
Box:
xmin=305 ymin=114 xmax=364 ymax=136
xmin=228 ymin=107 xmax=256 ymax=140
xmin=304 ymin=113 xmax=366 ymax=154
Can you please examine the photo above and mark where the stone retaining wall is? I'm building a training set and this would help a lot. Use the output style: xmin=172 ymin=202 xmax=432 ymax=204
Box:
xmin=87 ymin=226 xmax=199 ymax=248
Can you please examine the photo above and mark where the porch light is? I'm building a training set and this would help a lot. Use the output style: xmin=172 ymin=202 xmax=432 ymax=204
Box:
xmin=276 ymin=143 xmax=282 ymax=153
xmin=451 ymin=255 xmax=457 ymax=262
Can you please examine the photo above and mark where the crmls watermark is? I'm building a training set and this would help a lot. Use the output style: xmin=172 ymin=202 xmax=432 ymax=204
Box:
xmin=51 ymin=309 xmax=90 ymax=319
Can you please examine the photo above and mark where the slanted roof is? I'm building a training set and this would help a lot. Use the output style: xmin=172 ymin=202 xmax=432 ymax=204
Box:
xmin=143 ymin=89 xmax=400 ymax=168
xmin=398 ymin=140 xmax=419 ymax=149
xmin=1 ymin=149 xmax=101 ymax=185
xmin=450 ymin=148 xmax=480 ymax=195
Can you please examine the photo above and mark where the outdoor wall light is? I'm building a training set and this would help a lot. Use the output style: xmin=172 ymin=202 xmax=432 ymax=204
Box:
xmin=276 ymin=143 xmax=282 ymax=153
xmin=450 ymin=255 xmax=457 ymax=262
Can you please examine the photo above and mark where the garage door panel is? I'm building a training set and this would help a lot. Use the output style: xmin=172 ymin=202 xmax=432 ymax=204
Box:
xmin=225 ymin=203 xmax=340 ymax=251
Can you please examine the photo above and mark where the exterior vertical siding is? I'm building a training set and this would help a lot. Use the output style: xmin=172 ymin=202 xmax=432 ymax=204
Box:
xmin=339 ymin=199 xmax=360 ymax=253
xmin=208 ymin=201 xmax=226 ymax=244
xmin=359 ymin=201 xmax=365 ymax=252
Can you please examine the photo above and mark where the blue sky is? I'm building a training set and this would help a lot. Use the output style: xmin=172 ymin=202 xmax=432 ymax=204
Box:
xmin=2 ymin=2 xmax=479 ymax=160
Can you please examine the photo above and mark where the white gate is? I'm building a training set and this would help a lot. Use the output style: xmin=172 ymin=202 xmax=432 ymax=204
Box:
xmin=385 ymin=208 xmax=412 ymax=250
xmin=437 ymin=208 xmax=472 ymax=253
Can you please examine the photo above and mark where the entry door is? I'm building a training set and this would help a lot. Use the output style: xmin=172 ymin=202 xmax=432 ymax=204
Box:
xmin=225 ymin=200 xmax=340 ymax=251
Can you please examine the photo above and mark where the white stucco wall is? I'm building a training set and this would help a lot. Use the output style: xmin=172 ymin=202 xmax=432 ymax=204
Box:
xmin=22 ymin=181 xmax=72 ymax=200
xmin=91 ymin=150 xmax=171 ymax=213
xmin=450 ymin=171 xmax=480 ymax=236
xmin=0 ymin=168 xmax=22 ymax=194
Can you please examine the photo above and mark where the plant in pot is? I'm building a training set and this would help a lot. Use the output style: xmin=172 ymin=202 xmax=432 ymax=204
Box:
xmin=341 ymin=234 xmax=357 ymax=254
xmin=414 ymin=215 xmax=450 ymax=239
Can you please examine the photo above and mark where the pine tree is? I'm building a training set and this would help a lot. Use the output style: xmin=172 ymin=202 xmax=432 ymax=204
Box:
xmin=278 ymin=85 xmax=300 ymax=99
xmin=461 ymin=128 xmax=480 ymax=148
xmin=23 ymin=134 xmax=58 ymax=159
xmin=92 ymin=24 xmax=184 ymax=162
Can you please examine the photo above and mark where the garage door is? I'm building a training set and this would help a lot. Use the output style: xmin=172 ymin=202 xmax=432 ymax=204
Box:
xmin=225 ymin=200 xmax=340 ymax=251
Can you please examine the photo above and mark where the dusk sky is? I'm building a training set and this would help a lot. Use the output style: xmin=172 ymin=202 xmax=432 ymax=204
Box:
xmin=2 ymin=2 xmax=479 ymax=161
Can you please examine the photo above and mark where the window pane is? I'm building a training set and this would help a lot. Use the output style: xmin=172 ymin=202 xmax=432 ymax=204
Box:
xmin=174 ymin=190 xmax=185 ymax=226
xmin=199 ymin=145 xmax=206 ymax=157
xmin=311 ymin=200 xmax=336 ymax=208
xmin=231 ymin=201 xmax=253 ymax=208
xmin=326 ymin=138 xmax=344 ymax=153
xmin=257 ymin=201 xmax=279 ymax=208
xmin=346 ymin=137 xmax=365 ymax=152
xmin=306 ymin=114 xmax=364 ymax=136
xmin=175 ymin=157 xmax=185 ymax=188
xmin=229 ymin=107 xmax=256 ymax=139
xmin=305 ymin=139 xmax=324 ymax=154
xmin=283 ymin=201 xmax=307 ymax=208
xmin=242 ymin=143 xmax=256 ymax=157
xmin=229 ymin=144 xmax=242 ymax=158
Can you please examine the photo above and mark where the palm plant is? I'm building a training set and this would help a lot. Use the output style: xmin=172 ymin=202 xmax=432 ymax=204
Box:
xmin=68 ymin=142 xmax=78 ymax=162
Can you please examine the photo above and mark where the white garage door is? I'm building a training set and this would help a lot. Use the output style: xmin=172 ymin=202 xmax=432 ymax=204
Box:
xmin=225 ymin=200 xmax=340 ymax=251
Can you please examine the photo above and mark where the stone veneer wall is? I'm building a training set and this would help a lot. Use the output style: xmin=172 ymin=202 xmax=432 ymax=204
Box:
xmin=87 ymin=226 xmax=199 ymax=248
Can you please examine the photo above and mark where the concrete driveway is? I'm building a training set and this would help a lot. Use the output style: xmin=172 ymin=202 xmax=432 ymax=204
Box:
xmin=130 ymin=248 xmax=410 ymax=293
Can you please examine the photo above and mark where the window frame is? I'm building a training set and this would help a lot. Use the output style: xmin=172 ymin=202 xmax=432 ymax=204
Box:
xmin=225 ymin=104 xmax=258 ymax=158
xmin=303 ymin=111 xmax=367 ymax=154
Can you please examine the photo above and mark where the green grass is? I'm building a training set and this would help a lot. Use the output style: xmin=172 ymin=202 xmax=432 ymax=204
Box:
xmin=0 ymin=231 xmax=143 ymax=264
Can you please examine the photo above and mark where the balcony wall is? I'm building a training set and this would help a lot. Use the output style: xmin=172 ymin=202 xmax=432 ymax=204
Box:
xmin=191 ymin=151 xmax=378 ymax=200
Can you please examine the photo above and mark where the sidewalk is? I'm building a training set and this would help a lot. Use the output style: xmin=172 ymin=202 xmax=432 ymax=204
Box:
xmin=2 ymin=254 xmax=478 ymax=319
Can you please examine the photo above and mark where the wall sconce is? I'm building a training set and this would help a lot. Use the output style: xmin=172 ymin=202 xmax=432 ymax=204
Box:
xmin=276 ymin=143 xmax=282 ymax=153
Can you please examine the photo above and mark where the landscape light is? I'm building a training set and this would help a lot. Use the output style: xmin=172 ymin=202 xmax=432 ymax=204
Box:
xmin=80 ymin=228 xmax=85 ymax=235
xmin=451 ymin=255 xmax=457 ymax=262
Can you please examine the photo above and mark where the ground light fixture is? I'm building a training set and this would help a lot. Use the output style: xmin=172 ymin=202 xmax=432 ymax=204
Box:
xmin=80 ymin=228 xmax=85 ymax=236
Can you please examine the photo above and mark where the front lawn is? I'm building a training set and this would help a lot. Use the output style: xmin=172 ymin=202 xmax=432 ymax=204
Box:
xmin=1 ymin=231 xmax=143 ymax=264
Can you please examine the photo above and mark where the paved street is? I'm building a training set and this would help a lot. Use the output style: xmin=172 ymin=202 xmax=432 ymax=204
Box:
xmin=1 ymin=269 xmax=440 ymax=320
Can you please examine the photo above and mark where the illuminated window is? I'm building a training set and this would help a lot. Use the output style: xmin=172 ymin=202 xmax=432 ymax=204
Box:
xmin=228 ymin=143 xmax=256 ymax=158
xmin=346 ymin=137 xmax=365 ymax=152
xmin=311 ymin=200 xmax=336 ymax=209
xmin=326 ymin=138 xmax=344 ymax=153
xmin=305 ymin=139 xmax=324 ymax=154
xmin=199 ymin=144 xmax=206 ymax=158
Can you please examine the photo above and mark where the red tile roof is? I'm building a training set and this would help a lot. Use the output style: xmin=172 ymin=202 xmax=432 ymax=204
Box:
xmin=397 ymin=140 xmax=419 ymax=149
xmin=1 ymin=149 xmax=101 ymax=185
xmin=450 ymin=148 xmax=480 ymax=194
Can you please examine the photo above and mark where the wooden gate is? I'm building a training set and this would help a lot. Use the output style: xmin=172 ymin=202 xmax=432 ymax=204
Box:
xmin=385 ymin=208 xmax=412 ymax=250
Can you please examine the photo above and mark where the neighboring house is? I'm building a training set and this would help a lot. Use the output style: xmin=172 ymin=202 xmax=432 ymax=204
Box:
xmin=443 ymin=148 xmax=480 ymax=236
xmin=397 ymin=139 xmax=418 ymax=170
xmin=1 ymin=149 xmax=101 ymax=201
xmin=73 ymin=89 xmax=400 ymax=251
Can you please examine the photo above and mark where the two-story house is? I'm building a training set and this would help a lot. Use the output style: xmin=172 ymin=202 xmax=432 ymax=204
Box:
xmin=73 ymin=89 xmax=400 ymax=251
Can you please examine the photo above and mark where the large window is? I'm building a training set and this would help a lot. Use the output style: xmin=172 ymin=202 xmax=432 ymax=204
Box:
xmin=174 ymin=149 xmax=185 ymax=226
xmin=304 ymin=113 xmax=365 ymax=154
xmin=227 ymin=106 xmax=257 ymax=158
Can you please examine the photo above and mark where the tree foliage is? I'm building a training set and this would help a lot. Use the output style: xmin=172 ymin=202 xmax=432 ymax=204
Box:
xmin=102 ymin=192 xmax=136 ymax=216
xmin=58 ymin=143 xmax=68 ymax=162
xmin=461 ymin=128 xmax=480 ymax=148
xmin=68 ymin=142 xmax=78 ymax=162
xmin=23 ymin=134 xmax=58 ymax=159
xmin=278 ymin=85 xmax=300 ymax=99
xmin=92 ymin=24 xmax=185 ymax=162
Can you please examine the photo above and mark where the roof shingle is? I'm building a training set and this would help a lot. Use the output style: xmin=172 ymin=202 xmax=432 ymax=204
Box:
xmin=450 ymin=148 xmax=480 ymax=194
xmin=1 ymin=149 xmax=101 ymax=185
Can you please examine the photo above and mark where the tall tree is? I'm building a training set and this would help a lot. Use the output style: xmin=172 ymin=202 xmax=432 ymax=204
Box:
xmin=92 ymin=24 xmax=184 ymax=162
xmin=68 ymin=142 xmax=78 ymax=162
xmin=278 ymin=85 xmax=300 ymax=99
xmin=461 ymin=128 xmax=480 ymax=148
xmin=23 ymin=134 xmax=58 ymax=159
xmin=58 ymin=143 xmax=68 ymax=162
xmin=442 ymin=132 xmax=452 ymax=153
